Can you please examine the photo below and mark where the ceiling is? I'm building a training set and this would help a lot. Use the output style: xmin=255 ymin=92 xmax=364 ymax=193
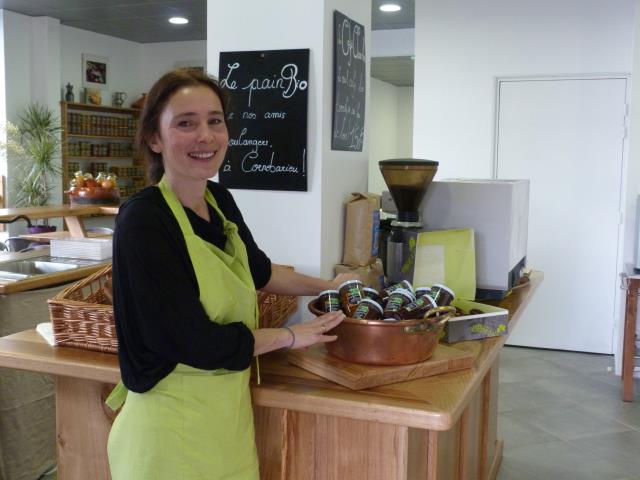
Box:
xmin=0 ymin=0 xmax=414 ymax=85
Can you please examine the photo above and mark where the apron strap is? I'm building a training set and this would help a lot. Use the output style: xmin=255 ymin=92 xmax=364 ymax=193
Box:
xmin=105 ymin=381 xmax=128 ymax=411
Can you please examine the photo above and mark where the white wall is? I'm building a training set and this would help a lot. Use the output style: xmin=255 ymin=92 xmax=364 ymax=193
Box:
xmin=371 ymin=28 xmax=414 ymax=57
xmin=396 ymin=87 xmax=413 ymax=157
xmin=368 ymin=78 xmax=398 ymax=194
xmin=413 ymin=0 xmax=637 ymax=369
xmin=60 ymin=26 xmax=142 ymax=107
xmin=139 ymin=41 xmax=206 ymax=93
xmin=208 ymin=0 xmax=370 ymax=278
xmin=621 ymin=0 xmax=640 ymax=372
xmin=321 ymin=0 xmax=371 ymax=279
xmin=3 ymin=10 xmax=33 ymax=210
xmin=0 ymin=11 xmax=7 ymax=191
xmin=368 ymin=79 xmax=414 ymax=194
xmin=414 ymin=0 xmax=636 ymax=179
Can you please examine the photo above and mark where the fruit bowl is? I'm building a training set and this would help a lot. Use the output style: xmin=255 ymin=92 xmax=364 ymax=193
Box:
xmin=67 ymin=187 xmax=121 ymax=206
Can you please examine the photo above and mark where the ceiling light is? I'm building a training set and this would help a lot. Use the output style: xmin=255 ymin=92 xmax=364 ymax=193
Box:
xmin=169 ymin=17 xmax=189 ymax=25
xmin=379 ymin=3 xmax=402 ymax=12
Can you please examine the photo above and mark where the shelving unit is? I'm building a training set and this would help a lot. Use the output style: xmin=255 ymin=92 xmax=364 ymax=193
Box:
xmin=60 ymin=102 xmax=145 ymax=202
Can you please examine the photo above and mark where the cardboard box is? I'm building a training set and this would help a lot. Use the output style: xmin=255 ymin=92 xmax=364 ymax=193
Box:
xmin=441 ymin=298 xmax=509 ymax=343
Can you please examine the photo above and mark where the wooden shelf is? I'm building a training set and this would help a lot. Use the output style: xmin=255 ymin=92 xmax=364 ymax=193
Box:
xmin=62 ymin=101 xmax=139 ymax=115
xmin=66 ymin=156 xmax=134 ymax=160
xmin=66 ymin=133 xmax=134 ymax=140
xmin=61 ymin=102 xmax=141 ymax=205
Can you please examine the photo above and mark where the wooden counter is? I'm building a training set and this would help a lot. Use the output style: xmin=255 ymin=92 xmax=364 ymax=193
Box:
xmin=0 ymin=249 xmax=110 ymax=295
xmin=0 ymin=273 xmax=541 ymax=480
xmin=0 ymin=204 xmax=118 ymax=237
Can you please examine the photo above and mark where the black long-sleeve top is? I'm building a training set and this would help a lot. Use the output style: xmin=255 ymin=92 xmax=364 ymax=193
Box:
xmin=112 ymin=180 xmax=272 ymax=393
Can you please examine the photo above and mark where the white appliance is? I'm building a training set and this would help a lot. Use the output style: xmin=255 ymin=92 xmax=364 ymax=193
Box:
xmin=382 ymin=178 xmax=530 ymax=298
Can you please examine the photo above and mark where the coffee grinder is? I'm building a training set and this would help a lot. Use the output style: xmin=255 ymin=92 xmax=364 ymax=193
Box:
xmin=378 ymin=159 xmax=439 ymax=283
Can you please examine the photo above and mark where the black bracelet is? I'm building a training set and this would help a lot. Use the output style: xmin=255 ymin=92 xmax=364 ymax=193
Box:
xmin=282 ymin=326 xmax=295 ymax=350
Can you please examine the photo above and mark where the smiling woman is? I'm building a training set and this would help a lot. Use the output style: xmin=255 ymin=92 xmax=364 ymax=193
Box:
xmin=105 ymin=68 xmax=354 ymax=480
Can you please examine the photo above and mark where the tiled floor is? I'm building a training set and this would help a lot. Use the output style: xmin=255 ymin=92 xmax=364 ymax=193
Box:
xmin=497 ymin=346 xmax=640 ymax=480
xmin=38 ymin=346 xmax=640 ymax=480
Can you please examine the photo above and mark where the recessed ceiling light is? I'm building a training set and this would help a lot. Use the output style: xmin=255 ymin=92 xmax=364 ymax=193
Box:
xmin=169 ymin=17 xmax=189 ymax=25
xmin=379 ymin=3 xmax=402 ymax=12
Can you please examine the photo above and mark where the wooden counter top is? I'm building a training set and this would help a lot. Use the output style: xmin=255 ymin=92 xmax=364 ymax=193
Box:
xmin=0 ymin=249 xmax=110 ymax=295
xmin=0 ymin=205 xmax=118 ymax=221
xmin=0 ymin=273 xmax=541 ymax=431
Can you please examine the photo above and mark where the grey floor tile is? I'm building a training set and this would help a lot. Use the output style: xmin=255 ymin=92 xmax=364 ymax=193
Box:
xmin=495 ymin=461 xmax=540 ymax=480
xmin=498 ymin=381 xmax=575 ymax=413
xmin=500 ymin=346 xmax=545 ymax=362
xmin=499 ymin=356 xmax=576 ymax=382
xmin=503 ymin=440 xmax=630 ymax=480
xmin=540 ymin=349 xmax=615 ymax=375
xmin=532 ymin=374 xmax=622 ymax=404
xmin=578 ymin=397 xmax=640 ymax=430
xmin=499 ymin=410 xmax=563 ymax=448
xmin=515 ymin=403 xmax=631 ymax=440
xmin=571 ymin=430 xmax=640 ymax=478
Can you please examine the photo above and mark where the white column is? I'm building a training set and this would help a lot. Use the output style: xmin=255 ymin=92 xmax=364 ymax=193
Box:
xmin=208 ymin=0 xmax=371 ymax=320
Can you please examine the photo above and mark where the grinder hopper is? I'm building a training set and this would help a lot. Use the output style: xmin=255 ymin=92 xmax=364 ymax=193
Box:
xmin=379 ymin=159 xmax=439 ymax=283
xmin=379 ymin=159 xmax=439 ymax=226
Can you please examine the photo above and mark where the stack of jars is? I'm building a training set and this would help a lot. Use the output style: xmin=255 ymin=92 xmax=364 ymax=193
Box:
xmin=317 ymin=280 xmax=456 ymax=321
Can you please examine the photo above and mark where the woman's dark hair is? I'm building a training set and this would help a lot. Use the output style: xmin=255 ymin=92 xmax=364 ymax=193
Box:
xmin=136 ymin=68 xmax=228 ymax=184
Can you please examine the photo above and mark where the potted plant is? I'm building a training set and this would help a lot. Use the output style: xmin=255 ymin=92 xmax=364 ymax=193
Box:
xmin=1 ymin=103 xmax=63 ymax=233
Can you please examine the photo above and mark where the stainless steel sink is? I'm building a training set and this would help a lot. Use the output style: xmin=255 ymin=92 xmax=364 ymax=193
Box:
xmin=0 ymin=255 xmax=103 ymax=282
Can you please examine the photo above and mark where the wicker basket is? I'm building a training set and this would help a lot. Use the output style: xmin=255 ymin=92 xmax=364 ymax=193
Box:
xmin=47 ymin=265 xmax=298 ymax=354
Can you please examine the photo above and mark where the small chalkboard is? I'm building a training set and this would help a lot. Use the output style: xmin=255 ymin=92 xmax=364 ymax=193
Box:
xmin=331 ymin=10 xmax=366 ymax=152
xmin=218 ymin=49 xmax=309 ymax=191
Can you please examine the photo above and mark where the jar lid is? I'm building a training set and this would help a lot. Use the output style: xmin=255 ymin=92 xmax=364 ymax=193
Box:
xmin=338 ymin=279 xmax=363 ymax=291
xmin=318 ymin=289 xmax=339 ymax=296
xmin=400 ymin=279 xmax=415 ymax=294
xmin=432 ymin=284 xmax=456 ymax=298
xmin=359 ymin=298 xmax=383 ymax=313
xmin=390 ymin=288 xmax=414 ymax=301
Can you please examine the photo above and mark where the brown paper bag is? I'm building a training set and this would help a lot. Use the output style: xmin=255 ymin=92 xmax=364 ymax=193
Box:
xmin=342 ymin=192 xmax=381 ymax=267
xmin=335 ymin=259 xmax=385 ymax=290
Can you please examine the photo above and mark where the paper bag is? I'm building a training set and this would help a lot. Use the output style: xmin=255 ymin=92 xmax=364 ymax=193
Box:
xmin=335 ymin=259 xmax=385 ymax=290
xmin=342 ymin=192 xmax=380 ymax=267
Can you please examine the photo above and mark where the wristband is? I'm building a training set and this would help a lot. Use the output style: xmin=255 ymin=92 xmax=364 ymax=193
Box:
xmin=282 ymin=326 xmax=295 ymax=350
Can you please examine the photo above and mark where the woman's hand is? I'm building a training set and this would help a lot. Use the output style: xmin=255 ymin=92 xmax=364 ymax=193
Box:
xmin=253 ymin=311 xmax=346 ymax=356
xmin=287 ymin=311 xmax=346 ymax=350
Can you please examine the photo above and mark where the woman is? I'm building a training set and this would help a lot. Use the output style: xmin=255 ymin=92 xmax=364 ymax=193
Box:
xmin=106 ymin=69 xmax=349 ymax=479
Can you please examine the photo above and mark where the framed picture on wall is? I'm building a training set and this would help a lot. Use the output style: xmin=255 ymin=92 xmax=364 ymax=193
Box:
xmin=82 ymin=54 xmax=109 ymax=90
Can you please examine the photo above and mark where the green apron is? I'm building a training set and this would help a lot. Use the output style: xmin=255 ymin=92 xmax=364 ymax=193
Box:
xmin=106 ymin=176 xmax=260 ymax=479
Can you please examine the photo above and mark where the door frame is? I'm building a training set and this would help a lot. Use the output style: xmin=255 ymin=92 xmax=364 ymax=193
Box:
xmin=492 ymin=75 xmax=631 ymax=367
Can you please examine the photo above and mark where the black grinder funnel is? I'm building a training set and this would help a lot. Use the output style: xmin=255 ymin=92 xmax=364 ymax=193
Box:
xmin=379 ymin=159 xmax=439 ymax=224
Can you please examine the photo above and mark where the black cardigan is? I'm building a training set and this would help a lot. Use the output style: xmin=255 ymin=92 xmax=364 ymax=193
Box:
xmin=112 ymin=181 xmax=271 ymax=393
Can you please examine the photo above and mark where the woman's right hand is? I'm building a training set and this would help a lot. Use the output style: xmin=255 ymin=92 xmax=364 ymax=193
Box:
xmin=287 ymin=311 xmax=345 ymax=350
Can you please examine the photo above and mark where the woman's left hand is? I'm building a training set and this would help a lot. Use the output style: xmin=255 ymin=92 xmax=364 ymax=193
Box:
xmin=288 ymin=311 xmax=346 ymax=349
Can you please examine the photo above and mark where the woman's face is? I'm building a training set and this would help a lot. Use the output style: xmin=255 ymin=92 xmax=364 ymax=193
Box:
xmin=149 ymin=85 xmax=228 ymax=183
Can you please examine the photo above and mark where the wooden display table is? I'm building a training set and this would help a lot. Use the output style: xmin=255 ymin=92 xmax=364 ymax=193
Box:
xmin=622 ymin=273 xmax=640 ymax=401
xmin=0 ymin=273 xmax=541 ymax=480
xmin=18 ymin=230 xmax=112 ymax=243
xmin=0 ymin=205 xmax=118 ymax=237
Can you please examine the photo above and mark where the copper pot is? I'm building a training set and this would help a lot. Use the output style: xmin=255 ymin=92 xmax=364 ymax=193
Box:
xmin=308 ymin=300 xmax=455 ymax=365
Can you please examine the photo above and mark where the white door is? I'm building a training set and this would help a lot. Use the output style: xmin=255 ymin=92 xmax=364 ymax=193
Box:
xmin=496 ymin=77 xmax=626 ymax=353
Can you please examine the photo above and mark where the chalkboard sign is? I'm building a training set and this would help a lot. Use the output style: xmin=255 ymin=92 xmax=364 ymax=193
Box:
xmin=331 ymin=11 xmax=366 ymax=152
xmin=218 ymin=49 xmax=309 ymax=191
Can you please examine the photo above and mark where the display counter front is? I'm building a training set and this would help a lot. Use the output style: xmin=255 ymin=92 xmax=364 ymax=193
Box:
xmin=0 ymin=273 xmax=541 ymax=480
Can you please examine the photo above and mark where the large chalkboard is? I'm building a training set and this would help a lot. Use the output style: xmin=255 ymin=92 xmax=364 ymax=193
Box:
xmin=331 ymin=11 xmax=366 ymax=152
xmin=218 ymin=49 xmax=309 ymax=191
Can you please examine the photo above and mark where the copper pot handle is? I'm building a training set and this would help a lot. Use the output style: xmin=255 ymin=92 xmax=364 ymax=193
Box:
xmin=403 ymin=306 xmax=456 ymax=334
